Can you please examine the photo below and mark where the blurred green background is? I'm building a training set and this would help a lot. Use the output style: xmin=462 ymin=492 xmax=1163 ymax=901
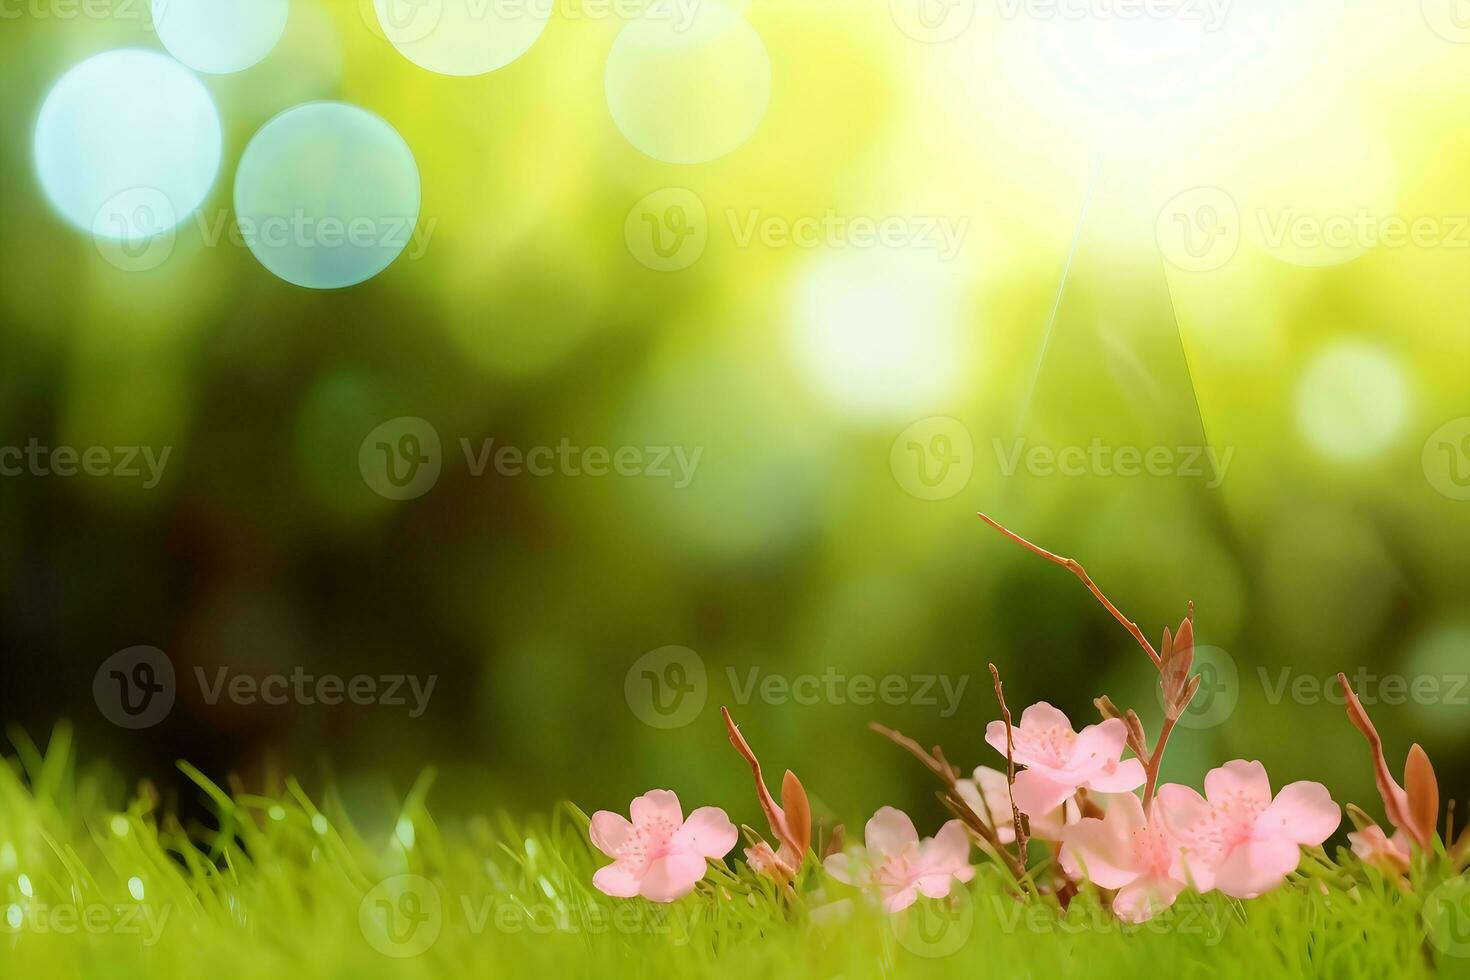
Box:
xmin=2 ymin=0 xmax=1470 ymax=842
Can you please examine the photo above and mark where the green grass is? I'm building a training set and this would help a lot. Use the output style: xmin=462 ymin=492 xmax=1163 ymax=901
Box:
xmin=2 ymin=725 xmax=1467 ymax=979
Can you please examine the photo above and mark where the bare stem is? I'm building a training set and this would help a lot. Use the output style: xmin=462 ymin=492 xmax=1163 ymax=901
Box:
xmin=988 ymin=663 xmax=1029 ymax=865
xmin=868 ymin=722 xmax=1030 ymax=886
xmin=977 ymin=513 xmax=1160 ymax=666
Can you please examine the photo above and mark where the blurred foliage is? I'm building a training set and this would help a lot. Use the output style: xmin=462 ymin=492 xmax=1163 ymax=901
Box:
xmin=0 ymin=0 xmax=1468 ymax=844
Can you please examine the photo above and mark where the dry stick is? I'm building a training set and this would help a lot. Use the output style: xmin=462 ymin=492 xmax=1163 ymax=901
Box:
xmin=976 ymin=513 xmax=1160 ymax=666
xmin=868 ymin=722 xmax=1030 ymax=885
xmin=988 ymin=663 xmax=1029 ymax=866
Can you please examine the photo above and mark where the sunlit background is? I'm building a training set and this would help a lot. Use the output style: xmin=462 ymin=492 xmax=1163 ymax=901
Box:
xmin=3 ymin=0 xmax=1470 ymax=839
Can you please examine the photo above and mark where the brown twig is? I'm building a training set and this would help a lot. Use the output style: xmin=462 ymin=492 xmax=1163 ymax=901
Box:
xmin=988 ymin=663 xmax=1029 ymax=865
xmin=977 ymin=513 xmax=1160 ymax=666
xmin=868 ymin=722 xmax=1030 ymax=885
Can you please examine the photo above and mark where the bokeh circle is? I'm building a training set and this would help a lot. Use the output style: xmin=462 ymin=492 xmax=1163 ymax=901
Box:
xmin=605 ymin=0 xmax=771 ymax=164
xmin=373 ymin=0 xmax=551 ymax=76
xmin=152 ymin=0 xmax=290 ymax=74
xmin=234 ymin=102 xmax=422 ymax=290
xmin=34 ymin=49 xmax=221 ymax=241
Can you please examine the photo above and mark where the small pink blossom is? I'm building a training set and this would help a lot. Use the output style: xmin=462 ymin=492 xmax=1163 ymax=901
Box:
xmin=955 ymin=766 xmax=1079 ymax=842
xmin=823 ymin=807 xmax=974 ymax=912
xmin=1157 ymin=759 xmax=1340 ymax=898
xmin=984 ymin=703 xmax=1145 ymax=816
xmin=589 ymin=789 xmax=737 ymax=902
xmin=1058 ymin=791 xmax=1186 ymax=923
xmin=1348 ymin=824 xmax=1411 ymax=876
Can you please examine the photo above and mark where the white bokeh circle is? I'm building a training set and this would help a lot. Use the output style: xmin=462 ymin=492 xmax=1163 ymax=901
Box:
xmin=34 ymin=49 xmax=221 ymax=241
xmin=233 ymin=102 xmax=422 ymax=290
xmin=373 ymin=0 xmax=550 ymax=76
xmin=605 ymin=0 xmax=771 ymax=164
xmin=152 ymin=0 xmax=290 ymax=74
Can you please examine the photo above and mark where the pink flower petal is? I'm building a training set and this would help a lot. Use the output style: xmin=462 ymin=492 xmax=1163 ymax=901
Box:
xmin=881 ymin=884 xmax=920 ymax=913
xmin=638 ymin=852 xmax=707 ymax=903
xmin=589 ymin=810 xmax=633 ymax=857
xmin=592 ymin=863 xmax=641 ymax=898
xmin=1066 ymin=718 xmax=1129 ymax=775
xmin=919 ymin=819 xmax=973 ymax=876
xmin=1212 ymin=836 xmax=1299 ymax=899
xmin=630 ymin=789 xmax=683 ymax=829
xmin=865 ymin=806 xmax=919 ymax=856
xmin=673 ymin=806 xmax=738 ymax=859
xmin=1258 ymin=781 xmax=1340 ymax=847
xmin=1058 ymin=813 xmax=1140 ymax=890
xmin=1018 ymin=701 xmax=1073 ymax=733
xmin=1086 ymin=756 xmax=1146 ymax=793
xmin=1012 ymin=768 xmax=1074 ymax=816
xmin=823 ymin=851 xmax=866 ymax=886
xmin=1112 ymin=876 xmax=1183 ymax=924
xmin=1204 ymin=759 xmax=1272 ymax=809
xmin=913 ymin=873 xmax=959 ymax=899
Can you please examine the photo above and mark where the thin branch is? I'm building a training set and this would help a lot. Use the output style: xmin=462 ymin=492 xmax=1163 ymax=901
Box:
xmin=988 ymin=663 xmax=1029 ymax=866
xmin=868 ymin=722 xmax=1030 ymax=885
xmin=977 ymin=513 xmax=1160 ymax=666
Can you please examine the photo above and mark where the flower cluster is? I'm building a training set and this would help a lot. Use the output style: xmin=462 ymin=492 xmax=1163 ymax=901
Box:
xmin=584 ymin=515 xmax=1469 ymax=922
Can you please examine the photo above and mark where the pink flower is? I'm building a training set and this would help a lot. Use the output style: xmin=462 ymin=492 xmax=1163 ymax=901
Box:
xmin=1058 ymin=791 xmax=1186 ymax=923
xmin=955 ymin=766 xmax=1079 ymax=842
xmin=823 ymin=807 xmax=974 ymax=912
xmin=1348 ymin=824 xmax=1411 ymax=876
xmin=984 ymin=703 xmax=1145 ymax=816
xmin=1156 ymin=760 xmax=1340 ymax=898
xmin=589 ymin=789 xmax=737 ymax=902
